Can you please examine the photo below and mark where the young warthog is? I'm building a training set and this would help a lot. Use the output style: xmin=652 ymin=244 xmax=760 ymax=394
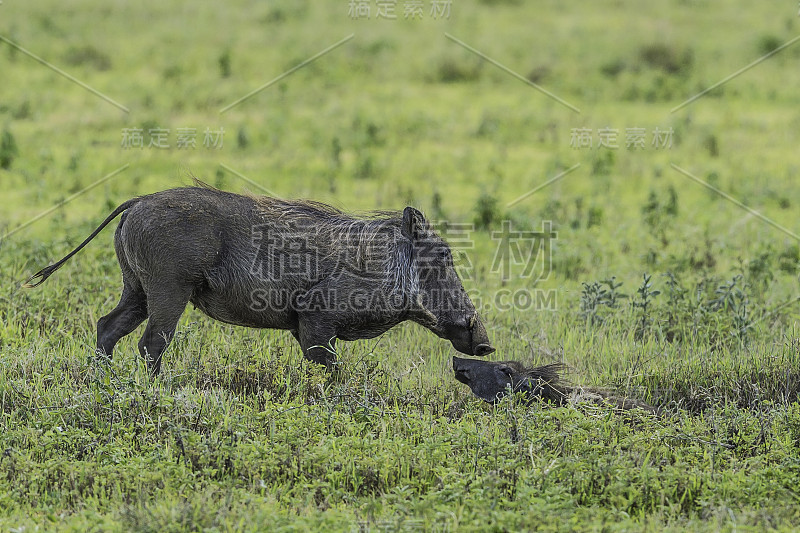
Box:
xmin=453 ymin=356 xmax=566 ymax=405
xmin=25 ymin=184 xmax=494 ymax=374
xmin=453 ymin=356 xmax=656 ymax=413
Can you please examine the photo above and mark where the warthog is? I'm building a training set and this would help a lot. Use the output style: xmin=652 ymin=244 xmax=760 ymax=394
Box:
xmin=453 ymin=356 xmax=656 ymax=412
xmin=453 ymin=356 xmax=566 ymax=405
xmin=25 ymin=183 xmax=494 ymax=374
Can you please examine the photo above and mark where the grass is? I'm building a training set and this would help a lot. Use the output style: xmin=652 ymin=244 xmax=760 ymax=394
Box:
xmin=2 ymin=0 xmax=800 ymax=530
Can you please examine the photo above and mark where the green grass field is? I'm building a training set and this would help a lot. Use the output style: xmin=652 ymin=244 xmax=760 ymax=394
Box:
xmin=2 ymin=0 xmax=800 ymax=530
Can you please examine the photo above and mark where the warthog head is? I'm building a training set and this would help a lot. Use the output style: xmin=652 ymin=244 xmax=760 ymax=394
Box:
xmin=401 ymin=208 xmax=494 ymax=357
xmin=452 ymin=356 xmax=565 ymax=404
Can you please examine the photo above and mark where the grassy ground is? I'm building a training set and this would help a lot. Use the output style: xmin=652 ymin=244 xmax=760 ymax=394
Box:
xmin=2 ymin=0 xmax=800 ymax=530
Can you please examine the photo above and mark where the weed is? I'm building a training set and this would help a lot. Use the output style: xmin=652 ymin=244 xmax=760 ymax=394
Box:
xmin=757 ymin=34 xmax=783 ymax=56
xmin=13 ymin=100 xmax=31 ymax=120
xmin=600 ymin=58 xmax=625 ymax=77
xmin=431 ymin=56 xmax=482 ymax=83
xmin=637 ymin=43 xmax=693 ymax=76
xmin=236 ymin=126 xmax=249 ymax=150
xmin=431 ymin=190 xmax=446 ymax=222
xmin=591 ymin=150 xmax=615 ymax=176
xmin=214 ymin=168 xmax=226 ymax=189
xmin=0 ymin=128 xmax=18 ymax=170
xmin=354 ymin=153 xmax=375 ymax=180
xmin=63 ymin=45 xmax=112 ymax=71
xmin=704 ymin=134 xmax=719 ymax=157
xmin=328 ymin=137 xmax=341 ymax=193
xmin=526 ymin=65 xmax=550 ymax=84
xmin=708 ymin=274 xmax=750 ymax=341
xmin=642 ymin=185 xmax=678 ymax=246
xmin=472 ymin=192 xmax=500 ymax=231
xmin=633 ymin=273 xmax=661 ymax=340
xmin=579 ymin=276 xmax=627 ymax=326
xmin=218 ymin=49 xmax=232 ymax=78
xmin=778 ymin=244 xmax=800 ymax=274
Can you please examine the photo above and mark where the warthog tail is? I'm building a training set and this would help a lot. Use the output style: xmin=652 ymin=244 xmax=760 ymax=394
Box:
xmin=23 ymin=198 xmax=141 ymax=288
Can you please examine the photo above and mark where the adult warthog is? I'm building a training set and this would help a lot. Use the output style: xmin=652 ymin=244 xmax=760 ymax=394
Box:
xmin=25 ymin=184 xmax=494 ymax=374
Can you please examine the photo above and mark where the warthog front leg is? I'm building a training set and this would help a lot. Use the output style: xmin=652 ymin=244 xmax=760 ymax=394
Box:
xmin=296 ymin=314 xmax=338 ymax=369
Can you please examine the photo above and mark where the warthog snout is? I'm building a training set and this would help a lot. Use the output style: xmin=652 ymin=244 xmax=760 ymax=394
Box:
xmin=473 ymin=343 xmax=495 ymax=356
xmin=466 ymin=311 xmax=495 ymax=356
xmin=442 ymin=312 xmax=495 ymax=356
xmin=468 ymin=312 xmax=495 ymax=356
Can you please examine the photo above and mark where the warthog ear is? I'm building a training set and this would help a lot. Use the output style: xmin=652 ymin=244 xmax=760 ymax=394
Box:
xmin=401 ymin=206 xmax=427 ymax=241
xmin=497 ymin=364 xmax=514 ymax=378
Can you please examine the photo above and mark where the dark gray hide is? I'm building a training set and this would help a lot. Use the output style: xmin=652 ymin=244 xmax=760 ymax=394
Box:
xmin=25 ymin=185 xmax=494 ymax=374
xmin=452 ymin=356 xmax=565 ymax=404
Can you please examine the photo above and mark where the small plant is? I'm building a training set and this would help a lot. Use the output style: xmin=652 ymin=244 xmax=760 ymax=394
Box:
xmin=214 ymin=168 xmax=226 ymax=189
xmin=586 ymin=205 xmax=604 ymax=228
xmin=579 ymin=276 xmax=627 ymax=326
xmin=13 ymin=100 xmax=31 ymax=120
xmin=642 ymin=185 xmax=678 ymax=246
xmin=778 ymin=244 xmax=800 ymax=274
xmin=63 ymin=45 xmax=112 ymax=70
xmin=591 ymin=150 xmax=614 ymax=176
xmin=708 ymin=274 xmax=750 ymax=341
xmin=633 ymin=273 xmax=660 ymax=340
xmin=757 ymin=34 xmax=783 ymax=56
xmin=431 ymin=56 xmax=482 ymax=83
xmin=0 ymin=128 xmax=18 ymax=169
xmin=662 ymin=271 xmax=688 ymax=342
xmin=330 ymin=136 xmax=342 ymax=169
xmin=747 ymin=249 xmax=775 ymax=289
xmin=600 ymin=58 xmax=625 ymax=77
xmin=431 ymin=190 xmax=447 ymax=222
xmin=236 ymin=126 xmax=249 ymax=149
xmin=704 ymin=134 xmax=719 ymax=157
xmin=472 ymin=192 xmax=500 ymax=231
xmin=638 ymin=43 xmax=693 ymax=76
xmin=218 ymin=49 xmax=232 ymax=78
xmin=328 ymin=137 xmax=341 ymax=193
xmin=354 ymin=153 xmax=375 ymax=179
xmin=708 ymin=274 xmax=744 ymax=312
xmin=67 ymin=151 xmax=81 ymax=172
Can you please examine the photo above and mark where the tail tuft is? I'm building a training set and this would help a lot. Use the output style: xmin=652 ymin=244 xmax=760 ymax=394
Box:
xmin=23 ymin=264 xmax=61 ymax=288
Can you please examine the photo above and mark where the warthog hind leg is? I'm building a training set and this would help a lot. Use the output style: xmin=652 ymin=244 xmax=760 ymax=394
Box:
xmin=97 ymin=281 xmax=148 ymax=359
xmin=138 ymin=284 xmax=192 ymax=376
